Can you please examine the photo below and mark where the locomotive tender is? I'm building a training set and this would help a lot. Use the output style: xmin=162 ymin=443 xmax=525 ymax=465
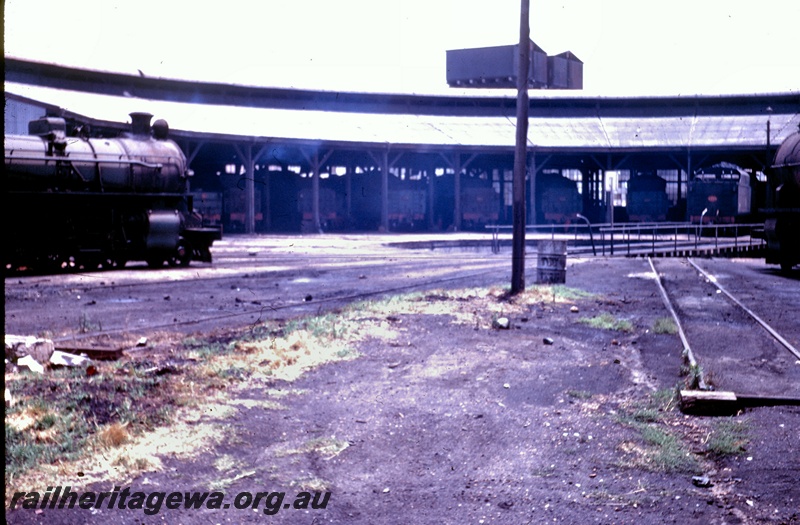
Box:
xmin=4 ymin=113 xmax=221 ymax=272
xmin=687 ymin=162 xmax=753 ymax=224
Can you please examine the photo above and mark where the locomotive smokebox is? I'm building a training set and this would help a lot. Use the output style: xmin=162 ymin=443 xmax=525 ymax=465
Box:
xmin=130 ymin=112 xmax=153 ymax=136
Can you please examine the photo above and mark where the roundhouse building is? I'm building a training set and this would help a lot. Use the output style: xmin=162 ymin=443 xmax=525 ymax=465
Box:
xmin=5 ymin=58 xmax=799 ymax=234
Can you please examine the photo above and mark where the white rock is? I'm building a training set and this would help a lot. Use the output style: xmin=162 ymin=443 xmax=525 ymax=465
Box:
xmin=17 ymin=355 xmax=44 ymax=374
xmin=5 ymin=335 xmax=55 ymax=363
xmin=50 ymin=350 xmax=91 ymax=368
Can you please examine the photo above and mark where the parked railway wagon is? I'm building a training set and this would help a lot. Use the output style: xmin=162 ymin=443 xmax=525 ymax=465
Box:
xmin=190 ymin=191 xmax=223 ymax=228
xmin=4 ymin=113 xmax=221 ymax=272
xmin=764 ymin=129 xmax=800 ymax=271
xmin=627 ymin=172 xmax=670 ymax=222
xmin=687 ymin=162 xmax=752 ymax=224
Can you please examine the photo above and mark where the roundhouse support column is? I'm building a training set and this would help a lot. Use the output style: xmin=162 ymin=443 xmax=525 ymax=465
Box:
xmin=312 ymin=151 xmax=321 ymax=232
xmin=245 ymin=149 xmax=255 ymax=234
xmin=234 ymin=142 xmax=271 ymax=234
xmin=528 ymin=151 xmax=536 ymax=225
xmin=382 ymin=149 xmax=389 ymax=231
xmin=454 ymin=154 xmax=462 ymax=231
xmin=232 ymin=144 xmax=256 ymax=234
xmin=302 ymin=149 xmax=334 ymax=233
xmin=427 ymin=163 xmax=436 ymax=231
xmin=262 ymin=168 xmax=271 ymax=231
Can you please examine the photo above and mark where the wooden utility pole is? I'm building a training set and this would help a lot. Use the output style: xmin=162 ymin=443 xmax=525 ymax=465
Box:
xmin=511 ymin=0 xmax=530 ymax=295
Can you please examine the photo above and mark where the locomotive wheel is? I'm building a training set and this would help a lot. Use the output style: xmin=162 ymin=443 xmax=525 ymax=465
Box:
xmin=100 ymin=257 xmax=120 ymax=270
xmin=169 ymin=243 xmax=191 ymax=267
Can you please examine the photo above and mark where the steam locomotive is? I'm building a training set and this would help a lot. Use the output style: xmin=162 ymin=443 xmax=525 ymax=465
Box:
xmin=4 ymin=113 xmax=221 ymax=272
xmin=764 ymin=129 xmax=800 ymax=271
xmin=687 ymin=162 xmax=753 ymax=224
xmin=626 ymin=172 xmax=671 ymax=222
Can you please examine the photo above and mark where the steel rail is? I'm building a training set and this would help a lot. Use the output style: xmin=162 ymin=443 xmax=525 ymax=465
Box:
xmin=687 ymin=258 xmax=800 ymax=360
xmin=647 ymin=257 xmax=708 ymax=390
xmin=50 ymin=266 xmax=504 ymax=343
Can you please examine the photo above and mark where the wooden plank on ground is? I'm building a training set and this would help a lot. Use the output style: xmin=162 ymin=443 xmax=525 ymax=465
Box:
xmin=53 ymin=346 xmax=125 ymax=360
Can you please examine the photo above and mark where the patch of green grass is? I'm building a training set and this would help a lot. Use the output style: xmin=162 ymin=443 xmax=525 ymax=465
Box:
xmin=638 ymin=425 xmax=701 ymax=473
xmin=5 ymin=403 xmax=91 ymax=481
xmin=707 ymin=418 xmax=750 ymax=456
xmin=615 ymin=389 xmax=698 ymax=473
xmin=549 ymin=285 xmax=594 ymax=301
xmin=579 ymin=312 xmax=633 ymax=332
xmin=5 ymin=361 xmax=173 ymax=487
xmin=653 ymin=317 xmax=678 ymax=335
xmin=618 ymin=389 xmax=677 ymax=425
xmin=566 ymin=389 xmax=593 ymax=400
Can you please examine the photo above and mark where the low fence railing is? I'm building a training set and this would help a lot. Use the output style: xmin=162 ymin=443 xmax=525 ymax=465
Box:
xmin=486 ymin=222 xmax=766 ymax=257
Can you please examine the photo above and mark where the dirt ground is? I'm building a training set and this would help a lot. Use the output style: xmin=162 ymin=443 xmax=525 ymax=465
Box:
xmin=5 ymin=243 xmax=800 ymax=525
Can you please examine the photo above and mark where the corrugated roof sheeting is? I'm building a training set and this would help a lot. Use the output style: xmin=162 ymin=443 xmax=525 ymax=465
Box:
xmin=5 ymin=82 xmax=799 ymax=151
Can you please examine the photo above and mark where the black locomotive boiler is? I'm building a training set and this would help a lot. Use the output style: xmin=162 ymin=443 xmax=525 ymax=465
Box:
xmin=764 ymin=129 xmax=800 ymax=271
xmin=4 ymin=113 xmax=221 ymax=272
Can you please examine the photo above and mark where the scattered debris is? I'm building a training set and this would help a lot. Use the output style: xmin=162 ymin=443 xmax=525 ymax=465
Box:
xmin=305 ymin=294 xmax=313 ymax=302
xmin=543 ymin=337 xmax=555 ymax=345
xmin=142 ymin=364 xmax=181 ymax=376
xmin=4 ymin=387 xmax=13 ymax=407
xmin=691 ymin=475 xmax=713 ymax=488
xmin=494 ymin=317 xmax=511 ymax=329
xmin=49 ymin=350 xmax=91 ymax=368
xmin=54 ymin=345 xmax=124 ymax=360
xmin=136 ymin=337 xmax=148 ymax=347
xmin=5 ymin=334 xmax=54 ymax=363
xmin=570 ymin=305 xmax=579 ymax=313
xmin=17 ymin=355 xmax=44 ymax=374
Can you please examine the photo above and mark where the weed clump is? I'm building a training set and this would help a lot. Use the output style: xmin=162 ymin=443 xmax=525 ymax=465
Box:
xmin=707 ymin=418 xmax=750 ymax=456
xmin=579 ymin=312 xmax=633 ymax=332
xmin=653 ymin=317 xmax=678 ymax=335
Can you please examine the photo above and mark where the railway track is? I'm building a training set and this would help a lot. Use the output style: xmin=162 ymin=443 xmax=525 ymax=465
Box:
xmin=4 ymin=244 xmax=508 ymax=344
xmin=648 ymin=257 xmax=800 ymax=399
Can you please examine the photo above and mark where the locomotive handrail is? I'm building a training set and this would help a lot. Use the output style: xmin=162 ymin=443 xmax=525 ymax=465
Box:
xmin=5 ymin=153 xmax=167 ymax=169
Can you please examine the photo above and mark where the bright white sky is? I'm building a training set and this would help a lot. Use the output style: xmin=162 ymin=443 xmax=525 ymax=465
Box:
xmin=4 ymin=0 xmax=799 ymax=96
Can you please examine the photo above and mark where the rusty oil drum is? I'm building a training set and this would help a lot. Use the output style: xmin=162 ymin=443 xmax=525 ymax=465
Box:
xmin=536 ymin=240 xmax=567 ymax=284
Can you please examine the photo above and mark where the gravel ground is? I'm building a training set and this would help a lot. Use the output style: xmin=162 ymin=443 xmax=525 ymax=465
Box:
xmin=5 ymin=235 xmax=800 ymax=524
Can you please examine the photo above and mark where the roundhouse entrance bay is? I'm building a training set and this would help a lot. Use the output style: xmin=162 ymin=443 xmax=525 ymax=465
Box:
xmin=5 ymin=58 xmax=799 ymax=234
